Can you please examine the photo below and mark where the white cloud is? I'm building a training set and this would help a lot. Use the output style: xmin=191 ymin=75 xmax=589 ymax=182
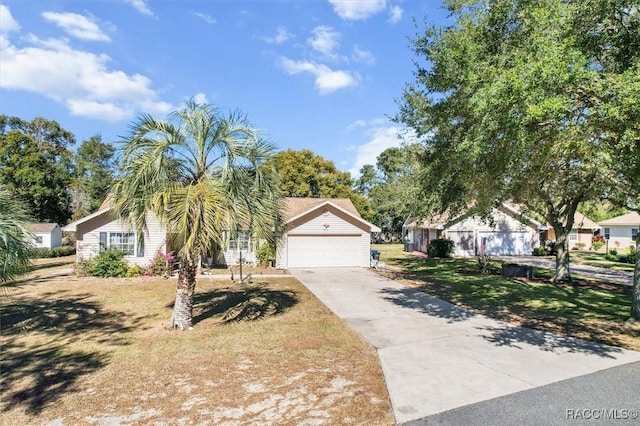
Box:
xmin=193 ymin=92 xmax=208 ymax=104
xmin=328 ymin=0 xmax=387 ymax=20
xmin=307 ymin=25 xmax=341 ymax=59
xmin=0 ymin=5 xmax=21 ymax=33
xmin=347 ymin=121 xmax=406 ymax=176
xmin=42 ymin=11 xmax=111 ymax=42
xmin=264 ymin=26 xmax=292 ymax=44
xmin=279 ymin=58 xmax=359 ymax=94
xmin=352 ymin=45 xmax=375 ymax=64
xmin=0 ymin=11 xmax=172 ymax=122
xmin=67 ymin=99 xmax=132 ymax=122
xmin=0 ymin=4 xmax=20 ymax=49
xmin=126 ymin=0 xmax=154 ymax=17
xmin=388 ymin=5 xmax=403 ymax=24
xmin=192 ymin=11 xmax=216 ymax=24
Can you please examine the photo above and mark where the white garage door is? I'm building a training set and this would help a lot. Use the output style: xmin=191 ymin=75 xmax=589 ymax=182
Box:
xmin=287 ymin=235 xmax=362 ymax=267
xmin=447 ymin=231 xmax=475 ymax=256
xmin=480 ymin=232 xmax=531 ymax=255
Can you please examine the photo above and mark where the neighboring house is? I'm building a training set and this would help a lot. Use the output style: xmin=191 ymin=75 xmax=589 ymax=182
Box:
xmin=541 ymin=211 xmax=601 ymax=250
xmin=63 ymin=197 xmax=380 ymax=269
xmin=599 ymin=211 xmax=640 ymax=252
xmin=29 ymin=223 xmax=62 ymax=248
xmin=276 ymin=198 xmax=381 ymax=268
xmin=404 ymin=204 xmax=546 ymax=257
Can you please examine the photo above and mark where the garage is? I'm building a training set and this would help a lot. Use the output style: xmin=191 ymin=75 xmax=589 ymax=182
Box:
xmin=480 ymin=231 xmax=531 ymax=255
xmin=276 ymin=198 xmax=381 ymax=269
xmin=286 ymin=235 xmax=362 ymax=267
xmin=447 ymin=231 xmax=475 ymax=256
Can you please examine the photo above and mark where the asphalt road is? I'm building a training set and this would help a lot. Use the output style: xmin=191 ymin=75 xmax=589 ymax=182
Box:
xmin=496 ymin=255 xmax=634 ymax=286
xmin=406 ymin=361 xmax=640 ymax=426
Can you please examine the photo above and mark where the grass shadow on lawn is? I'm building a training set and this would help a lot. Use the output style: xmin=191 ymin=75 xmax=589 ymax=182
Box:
xmin=1 ymin=292 xmax=138 ymax=414
xmin=192 ymin=282 xmax=299 ymax=324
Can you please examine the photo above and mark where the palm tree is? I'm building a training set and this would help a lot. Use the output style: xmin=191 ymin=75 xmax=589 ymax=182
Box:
xmin=0 ymin=187 xmax=34 ymax=285
xmin=111 ymin=101 xmax=280 ymax=330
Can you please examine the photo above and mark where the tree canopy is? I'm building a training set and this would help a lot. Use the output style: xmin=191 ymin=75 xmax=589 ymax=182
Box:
xmin=269 ymin=149 xmax=374 ymax=221
xmin=355 ymin=144 xmax=423 ymax=241
xmin=0 ymin=116 xmax=75 ymax=225
xmin=110 ymin=100 xmax=280 ymax=330
xmin=69 ymin=135 xmax=116 ymax=219
xmin=396 ymin=0 xmax=639 ymax=285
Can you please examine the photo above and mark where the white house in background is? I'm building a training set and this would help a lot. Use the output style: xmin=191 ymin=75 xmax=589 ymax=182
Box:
xmin=29 ymin=223 xmax=62 ymax=248
xmin=63 ymin=197 xmax=380 ymax=269
xmin=404 ymin=204 xmax=546 ymax=257
xmin=276 ymin=198 xmax=380 ymax=269
xmin=599 ymin=211 xmax=640 ymax=252
xmin=541 ymin=211 xmax=601 ymax=250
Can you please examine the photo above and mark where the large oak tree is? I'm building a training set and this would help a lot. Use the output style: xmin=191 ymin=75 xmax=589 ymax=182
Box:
xmin=396 ymin=0 xmax=638 ymax=285
xmin=0 ymin=116 xmax=75 ymax=225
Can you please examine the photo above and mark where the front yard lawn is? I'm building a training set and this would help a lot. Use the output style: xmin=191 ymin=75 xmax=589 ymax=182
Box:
xmin=1 ymin=258 xmax=393 ymax=425
xmin=373 ymin=244 xmax=640 ymax=351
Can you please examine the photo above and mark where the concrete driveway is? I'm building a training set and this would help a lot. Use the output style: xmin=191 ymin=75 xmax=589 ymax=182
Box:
xmin=290 ymin=267 xmax=640 ymax=424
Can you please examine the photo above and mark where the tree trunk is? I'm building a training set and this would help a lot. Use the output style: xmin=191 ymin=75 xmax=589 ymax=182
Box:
xmin=169 ymin=255 xmax=198 ymax=330
xmin=629 ymin=234 xmax=640 ymax=321
xmin=552 ymin=232 xmax=572 ymax=283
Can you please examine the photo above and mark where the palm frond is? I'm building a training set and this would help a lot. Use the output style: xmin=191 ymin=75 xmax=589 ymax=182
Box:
xmin=0 ymin=188 xmax=34 ymax=284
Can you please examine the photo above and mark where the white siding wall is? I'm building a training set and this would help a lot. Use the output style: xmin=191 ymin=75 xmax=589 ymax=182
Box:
xmin=606 ymin=226 xmax=638 ymax=252
xmin=50 ymin=226 xmax=62 ymax=248
xmin=288 ymin=208 xmax=365 ymax=235
xmin=76 ymin=211 xmax=166 ymax=266
xmin=34 ymin=233 xmax=51 ymax=248
xmin=361 ymin=233 xmax=372 ymax=267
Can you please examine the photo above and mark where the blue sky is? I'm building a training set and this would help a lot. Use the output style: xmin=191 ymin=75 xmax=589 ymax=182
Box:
xmin=0 ymin=0 xmax=449 ymax=176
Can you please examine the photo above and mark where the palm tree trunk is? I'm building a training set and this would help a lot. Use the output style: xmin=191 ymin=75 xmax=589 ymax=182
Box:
xmin=169 ymin=256 xmax=198 ymax=330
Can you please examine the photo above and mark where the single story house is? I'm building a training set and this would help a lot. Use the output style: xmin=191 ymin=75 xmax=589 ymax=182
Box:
xmin=29 ymin=223 xmax=62 ymax=248
xmin=404 ymin=204 xmax=546 ymax=257
xmin=541 ymin=211 xmax=601 ymax=250
xmin=63 ymin=197 xmax=380 ymax=269
xmin=599 ymin=211 xmax=640 ymax=252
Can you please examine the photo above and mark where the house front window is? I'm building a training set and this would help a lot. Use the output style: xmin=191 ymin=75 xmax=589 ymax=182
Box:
xmin=228 ymin=231 xmax=250 ymax=252
xmin=108 ymin=232 xmax=135 ymax=255
xmin=35 ymin=236 xmax=43 ymax=244
xmin=569 ymin=232 xmax=577 ymax=241
xmin=633 ymin=228 xmax=639 ymax=241
xmin=604 ymin=228 xmax=610 ymax=240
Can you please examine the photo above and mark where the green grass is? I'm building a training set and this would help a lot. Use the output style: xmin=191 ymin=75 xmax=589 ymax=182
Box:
xmin=569 ymin=250 xmax=635 ymax=272
xmin=373 ymin=244 xmax=640 ymax=351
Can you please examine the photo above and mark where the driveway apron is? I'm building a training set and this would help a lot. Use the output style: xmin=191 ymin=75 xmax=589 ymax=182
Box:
xmin=290 ymin=267 xmax=640 ymax=424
